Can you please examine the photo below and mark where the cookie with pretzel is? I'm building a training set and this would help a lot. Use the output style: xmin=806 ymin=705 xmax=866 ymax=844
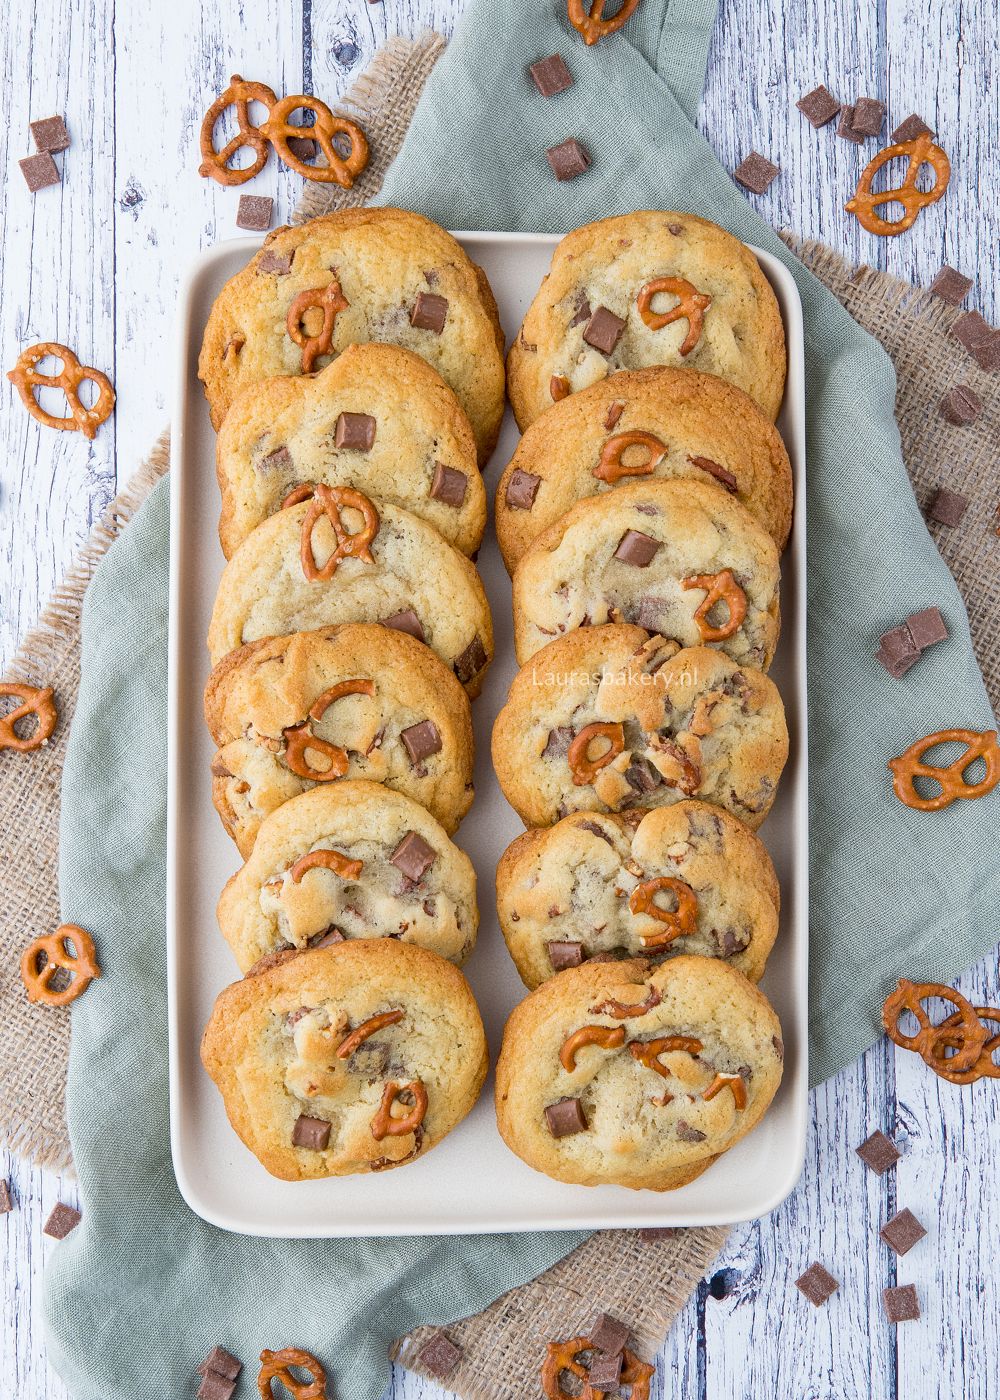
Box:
xmin=507 ymin=211 xmax=786 ymax=430
xmin=201 ymin=939 xmax=488 ymax=1179
xmin=497 ymin=801 xmax=780 ymax=990
xmin=495 ymin=955 xmax=783 ymax=1190
xmin=492 ymin=626 xmax=788 ymax=829
xmin=198 ymin=208 xmax=505 ymax=465
xmin=216 ymin=780 xmax=478 ymax=974
xmin=511 ymin=477 xmax=781 ymax=670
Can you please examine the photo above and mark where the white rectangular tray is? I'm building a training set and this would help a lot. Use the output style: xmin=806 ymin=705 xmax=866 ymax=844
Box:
xmin=168 ymin=229 xmax=808 ymax=1238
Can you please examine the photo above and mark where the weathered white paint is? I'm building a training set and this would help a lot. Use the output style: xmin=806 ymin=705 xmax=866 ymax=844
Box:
xmin=2 ymin=0 xmax=996 ymax=1396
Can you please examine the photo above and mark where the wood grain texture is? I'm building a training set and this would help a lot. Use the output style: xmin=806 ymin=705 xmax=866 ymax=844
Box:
xmin=2 ymin=0 xmax=997 ymax=1397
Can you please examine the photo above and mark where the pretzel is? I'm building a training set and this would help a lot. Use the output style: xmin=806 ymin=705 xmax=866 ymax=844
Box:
xmin=702 ymin=1071 xmax=747 ymax=1110
xmin=567 ymin=722 xmax=625 ymax=786
xmin=931 ymin=1008 xmax=1000 ymax=1084
xmin=288 ymin=848 xmax=364 ymax=884
xmin=617 ymin=1349 xmax=655 ymax=1399
xmin=682 ymin=569 xmax=747 ymax=642
xmin=636 ymin=277 xmax=712 ymax=355
xmin=21 ymin=924 xmax=101 ymax=1007
xmin=0 ymin=683 xmax=57 ymax=752
xmin=567 ymin=0 xmax=641 ymax=46
xmin=882 ymin=979 xmax=987 ymax=1075
xmin=541 ymin=1338 xmax=653 ymax=1400
xmin=888 ymin=728 xmax=1000 ymax=812
xmin=280 ymin=676 xmax=376 ymax=782
xmin=299 ymin=483 xmax=379 ymax=581
xmin=8 ymin=343 xmax=115 ymax=439
xmin=199 ymin=75 xmax=277 ymax=186
xmin=550 ymin=374 xmax=571 ymax=402
xmin=592 ymin=430 xmax=667 ymax=485
xmin=845 ymin=133 xmax=951 ymax=236
xmin=282 ymin=483 xmax=316 ymax=509
xmin=257 ymin=1347 xmax=327 ymax=1400
xmin=336 ymin=1009 xmax=404 ymax=1060
xmin=628 ymin=876 xmax=698 ymax=949
xmin=370 ymin=1080 xmax=428 ymax=1140
xmin=628 ymin=1035 xmax=703 ymax=1077
xmin=261 ymin=94 xmax=369 ymax=187
xmin=559 ymin=1024 xmax=626 ymax=1071
xmin=589 ymin=985 xmax=661 ymax=1019
xmin=286 ymin=276 xmax=350 ymax=373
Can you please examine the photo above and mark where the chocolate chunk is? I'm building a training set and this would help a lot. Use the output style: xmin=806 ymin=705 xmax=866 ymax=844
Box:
xmin=879 ymin=624 xmax=920 ymax=667
xmin=906 ymin=607 xmax=947 ymax=649
xmin=795 ymin=1261 xmax=839 ymax=1306
xmin=349 ymin=1039 xmax=389 ymax=1078
xmin=626 ymin=757 xmax=662 ymax=792
xmin=543 ymin=726 xmax=573 ymax=758
xmin=417 ymin=1331 xmax=463 ymax=1380
xmin=604 ymin=401 xmax=625 ymax=429
xmin=689 ymin=455 xmax=738 ymax=492
xmin=547 ymin=940 xmax=585 ymax=971
xmin=891 ymin=112 xmax=933 ymax=143
xmin=772 ymin=1034 xmax=784 ymax=1061
xmin=952 ymin=309 xmax=994 ymax=354
xmin=260 ymin=445 xmax=292 ymax=474
xmin=926 ymin=486 xmax=968 ymax=527
xmin=454 ymin=635 xmax=487 ymax=684
xmin=236 ymin=194 xmax=273 ymax=231
xmin=198 ymin=1348 xmax=243 ymax=1381
xmin=391 ymin=830 xmax=436 ymax=882
xmin=590 ymin=1312 xmax=631 ymax=1356
xmin=546 ymin=137 xmax=591 ymax=181
xmin=400 ymin=719 xmax=441 ymax=764
xmin=855 ymin=1129 xmax=900 ymax=1175
xmin=588 ymin=1352 xmax=623 ymax=1388
xmin=381 ymin=610 xmax=425 ymax=644
xmin=676 ymin=1120 xmax=707 ymax=1142
xmin=972 ymin=332 xmax=1000 ymax=372
xmin=836 ymin=104 xmax=865 ymax=144
xmin=292 ymin=1114 xmax=331 ymax=1150
xmin=0 ymin=1181 xmax=13 ymax=1213
xmin=929 ymin=265 xmax=973 ymax=305
xmin=882 ymin=1283 xmax=920 ymax=1323
xmin=410 ymin=292 xmax=449 ymax=334
xmin=876 ymin=644 xmax=918 ymax=680
xmin=851 ymin=96 xmax=886 ymax=137
xmin=258 ymin=249 xmax=293 ymax=275
xmin=796 ymin=85 xmax=840 ymax=128
xmin=569 ymin=297 xmax=592 ymax=329
xmin=197 ymin=1373 xmax=236 ymax=1400
xmin=19 ymin=152 xmax=60 ymax=191
xmin=309 ymin=928 xmax=345 ymax=948
xmin=430 ymin=462 xmax=468 ymax=507
xmin=938 ymin=385 xmax=982 ymax=425
xmin=544 ymin=1097 xmax=588 ymax=1137
xmin=505 ymin=468 xmax=542 ymax=511
xmin=529 ymin=54 xmax=574 ymax=98
xmin=638 ymin=1226 xmax=675 ymax=1242
xmin=614 ymin=529 xmax=661 ymax=567
xmin=583 ymin=306 xmax=626 ymax=355
xmin=733 ymin=152 xmax=780 ymax=194
xmin=335 ymin=411 xmax=376 ymax=451
xmin=43 ymin=1202 xmax=81 ymax=1239
xmin=286 ymin=134 xmax=317 ymax=160
xmin=880 ymin=1207 xmax=927 ymax=1256
xmin=634 ymin=595 xmax=667 ymax=631
xmin=30 ymin=115 xmax=70 ymax=153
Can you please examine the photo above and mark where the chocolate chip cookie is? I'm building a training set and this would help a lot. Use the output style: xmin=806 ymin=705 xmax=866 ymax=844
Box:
xmin=492 ymin=626 xmax=788 ymax=829
xmin=494 ymin=955 xmax=784 ymax=1190
xmin=495 ymin=366 xmax=793 ymax=571
xmin=216 ymin=343 xmax=485 ymax=558
xmin=497 ymin=802 xmax=780 ymax=989
xmin=511 ymin=478 xmax=781 ymax=670
xmin=201 ymin=939 xmax=488 ymax=1180
xmin=506 ymin=211 xmax=786 ymax=429
xmin=205 ymin=624 xmax=474 ymax=857
xmin=198 ymin=207 xmax=506 ymax=463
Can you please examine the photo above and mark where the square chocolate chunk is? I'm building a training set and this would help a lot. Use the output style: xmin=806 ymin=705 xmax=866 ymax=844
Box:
xmin=882 ymin=1283 xmax=920 ymax=1323
xmin=529 ymin=54 xmax=574 ymax=98
xmin=0 ymin=1180 xmax=12 ymax=1214
xmin=198 ymin=1347 xmax=243 ymax=1381
xmin=879 ymin=624 xmax=919 ymax=666
xmin=291 ymin=1114 xmax=331 ymax=1150
xmin=236 ymin=193 xmax=273 ymax=231
xmin=938 ymin=385 xmax=983 ymax=425
xmin=546 ymin=137 xmax=591 ymax=182
xmin=733 ymin=152 xmax=780 ymax=195
xmin=795 ymin=1261 xmax=839 ymax=1306
xmin=952 ymin=310 xmax=994 ymax=354
xmin=391 ymin=830 xmax=436 ymax=882
xmin=547 ymin=940 xmax=584 ymax=971
xmin=590 ymin=1312 xmax=631 ymax=1357
xmin=796 ymin=85 xmax=840 ymax=128
xmin=907 ymin=607 xmax=948 ymax=649
xmin=197 ymin=1373 xmax=236 ymax=1400
xmin=880 ymin=1208 xmax=927 ymax=1256
xmin=410 ymin=292 xmax=449 ymax=334
xmin=30 ymin=115 xmax=70 ymax=153
xmin=588 ymin=1352 xmax=623 ymax=1388
xmin=929 ymin=265 xmax=973 ymax=305
xmin=400 ymin=719 xmax=442 ymax=764
xmin=851 ymin=96 xmax=886 ymax=137
xmin=454 ymin=635 xmax=487 ymax=684
xmin=891 ymin=113 xmax=933 ymax=143
xmin=836 ymin=104 xmax=865 ymax=144
xmin=430 ymin=462 xmax=468 ymax=507
xmin=876 ymin=644 xmax=917 ymax=680
xmin=506 ymin=468 xmax=542 ymax=511
xmin=927 ymin=487 xmax=969 ymax=527
xmin=19 ymin=152 xmax=60 ymax=191
xmin=971 ymin=331 xmax=1000 ymax=372
xmin=544 ymin=1097 xmax=588 ymax=1137
xmin=418 ymin=1331 xmax=463 ymax=1380
xmin=381 ymin=609 xmax=425 ymax=643
xmin=638 ymin=1227 xmax=676 ymax=1243
xmin=258 ymin=249 xmax=293 ymax=275
xmin=286 ymin=135 xmax=317 ymax=160
xmin=43 ymin=1202 xmax=81 ymax=1239
xmin=855 ymin=1129 xmax=900 ymax=1175
xmin=335 ymin=411 xmax=376 ymax=451
xmin=583 ymin=306 xmax=626 ymax=355
xmin=260 ymin=445 xmax=292 ymax=474
xmin=542 ymin=726 xmax=573 ymax=758
xmin=614 ymin=529 xmax=661 ymax=567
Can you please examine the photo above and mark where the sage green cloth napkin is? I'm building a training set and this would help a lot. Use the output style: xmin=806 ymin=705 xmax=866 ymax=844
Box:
xmin=44 ymin=0 xmax=998 ymax=1397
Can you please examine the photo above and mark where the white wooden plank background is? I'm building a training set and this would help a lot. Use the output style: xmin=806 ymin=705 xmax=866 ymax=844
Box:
xmin=2 ymin=0 xmax=998 ymax=1396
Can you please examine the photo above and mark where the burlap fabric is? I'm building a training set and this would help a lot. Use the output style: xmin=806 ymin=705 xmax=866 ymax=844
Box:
xmin=2 ymin=30 xmax=996 ymax=1397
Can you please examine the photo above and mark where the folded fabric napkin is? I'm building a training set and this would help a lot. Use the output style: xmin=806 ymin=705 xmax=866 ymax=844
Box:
xmin=43 ymin=1 xmax=998 ymax=1397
